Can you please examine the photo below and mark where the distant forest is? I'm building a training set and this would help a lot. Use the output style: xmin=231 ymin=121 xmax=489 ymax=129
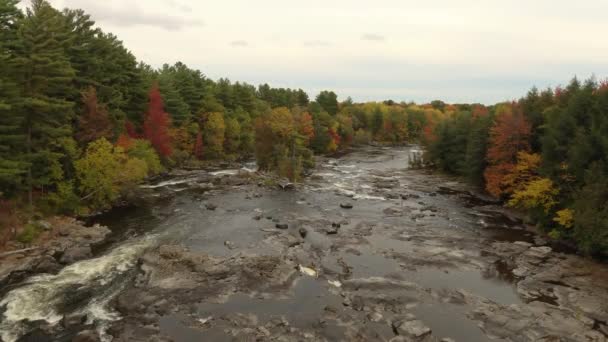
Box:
xmin=0 ymin=0 xmax=606 ymax=254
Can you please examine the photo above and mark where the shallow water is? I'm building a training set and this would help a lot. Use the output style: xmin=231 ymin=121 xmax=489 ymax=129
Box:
xmin=0 ymin=146 xmax=541 ymax=341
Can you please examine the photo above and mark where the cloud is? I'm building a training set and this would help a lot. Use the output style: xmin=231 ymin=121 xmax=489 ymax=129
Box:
xmin=160 ymin=0 xmax=192 ymax=12
xmin=303 ymin=40 xmax=332 ymax=47
xmin=361 ymin=33 xmax=385 ymax=42
xmin=62 ymin=0 xmax=203 ymax=30
xmin=230 ymin=40 xmax=249 ymax=47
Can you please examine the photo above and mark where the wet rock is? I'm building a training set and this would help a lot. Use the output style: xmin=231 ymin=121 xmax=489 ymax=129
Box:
xmin=278 ymin=180 xmax=295 ymax=190
xmin=340 ymin=203 xmax=353 ymax=209
xmin=62 ymin=312 xmax=88 ymax=328
xmin=275 ymin=223 xmax=289 ymax=230
xmin=205 ymin=203 xmax=217 ymax=211
xmin=72 ymin=330 xmax=100 ymax=342
xmin=35 ymin=255 xmax=61 ymax=274
xmin=392 ymin=318 xmax=432 ymax=340
xmin=368 ymin=311 xmax=383 ymax=322
xmin=401 ymin=193 xmax=421 ymax=200
xmin=326 ymin=226 xmax=339 ymax=235
xmin=298 ymin=228 xmax=308 ymax=238
xmin=224 ymin=241 xmax=236 ymax=250
xmin=60 ymin=246 xmax=92 ymax=264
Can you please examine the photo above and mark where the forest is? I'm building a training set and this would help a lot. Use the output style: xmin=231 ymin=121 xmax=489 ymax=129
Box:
xmin=0 ymin=0 xmax=606 ymax=255
xmin=424 ymin=80 xmax=608 ymax=255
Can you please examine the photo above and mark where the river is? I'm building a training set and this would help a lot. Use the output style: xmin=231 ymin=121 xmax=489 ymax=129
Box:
xmin=1 ymin=146 xmax=607 ymax=342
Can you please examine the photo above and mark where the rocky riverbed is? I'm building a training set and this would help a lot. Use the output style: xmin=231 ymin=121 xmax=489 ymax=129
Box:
xmin=1 ymin=146 xmax=607 ymax=342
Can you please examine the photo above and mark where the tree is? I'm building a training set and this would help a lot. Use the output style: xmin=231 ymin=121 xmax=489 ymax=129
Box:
xmin=571 ymin=163 xmax=608 ymax=254
xmin=224 ymin=117 xmax=241 ymax=156
xmin=12 ymin=0 xmax=76 ymax=206
xmin=202 ymin=112 xmax=225 ymax=159
xmin=194 ymin=131 xmax=203 ymax=160
xmin=143 ymin=83 xmax=173 ymax=157
xmin=484 ymin=103 xmax=531 ymax=197
xmin=75 ymin=138 xmax=147 ymax=210
xmin=75 ymin=87 xmax=113 ymax=145
xmin=0 ymin=0 xmax=26 ymax=196
xmin=316 ymin=91 xmax=339 ymax=115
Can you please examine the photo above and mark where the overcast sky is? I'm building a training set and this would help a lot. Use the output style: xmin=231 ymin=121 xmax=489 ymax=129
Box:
xmin=44 ymin=0 xmax=608 ymax=104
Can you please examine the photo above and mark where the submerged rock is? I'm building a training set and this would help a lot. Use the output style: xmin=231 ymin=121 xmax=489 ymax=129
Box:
xmin=72 ymin=330 xmax=100 ymax=342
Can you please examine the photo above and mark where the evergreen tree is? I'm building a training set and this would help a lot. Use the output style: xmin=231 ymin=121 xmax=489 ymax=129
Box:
xmin=12 ymin=0 xmax=76 ymax=206
xmin=0 ymin=0 xmax=25 ymax=196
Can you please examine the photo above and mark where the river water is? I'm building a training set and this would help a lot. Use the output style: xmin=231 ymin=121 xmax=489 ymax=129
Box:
xmin=1 ymin=146 xmax=605 ymax=342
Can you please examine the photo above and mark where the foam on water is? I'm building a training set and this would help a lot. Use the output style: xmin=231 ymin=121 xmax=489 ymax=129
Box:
xmin=0 ymin=236 xmax=156 ymax=342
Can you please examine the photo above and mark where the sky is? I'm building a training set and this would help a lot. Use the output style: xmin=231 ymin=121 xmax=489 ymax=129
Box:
xmin=42 ymin=0 xmax=608 ymax=104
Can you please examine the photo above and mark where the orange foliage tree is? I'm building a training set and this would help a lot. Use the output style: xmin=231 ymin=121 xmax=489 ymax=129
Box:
xmin=484 ymin=103 xmax=531 ymax=197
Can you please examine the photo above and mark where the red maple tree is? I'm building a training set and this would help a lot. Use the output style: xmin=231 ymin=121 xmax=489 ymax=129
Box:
xmin=143 ymin=83 xmax=173 ymax=157
xmin=484 ymin=103 xmax=531 ymax=197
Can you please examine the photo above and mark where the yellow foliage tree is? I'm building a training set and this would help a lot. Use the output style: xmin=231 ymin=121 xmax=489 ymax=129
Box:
xmin=554 ymin=208 xmax=574 ymax=229
xmin=508 ymin=178 xmax=558 ymax=213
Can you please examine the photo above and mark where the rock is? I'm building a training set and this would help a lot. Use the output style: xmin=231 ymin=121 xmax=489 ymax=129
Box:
xmin=278 ymin=180 xmax=295 ymax=190
xmin=35 ymin=255 xmax=61 ymax=274
xmin=368 ymin=312 xmax=383 ymax=322
xmin=440 ymin=339 xmax=456 ymax=342
xmin=298 ymin=228 xmax=308 ymax=238
xmin=62 ymin=312 xmax=88 ymax=328
xmin=36 ymin=220 xmax=53 ymax=231
xmin=205 ymin=203 xmax=217 ymax=211
xmin=340 ymin=203 xmax=353 ymax=209
xmin=332 ymin=222 xmax=341 ymax=228
xmin=392 ymin=319 xmax=432 ymax=340
xmin=72 ymin=330 xmax=100 ymax=342
xmin=326 ymin=227 xmax=339 ymax=235
xmin=60 ymin=246 xmax=92 ymax=264
xmin=253 ymin=215 xmax=262 ymax=221
xmin=224 ymin=241 xmax=236 ymax=250
xmin=275 ymin=223 xmax=288 ymax=230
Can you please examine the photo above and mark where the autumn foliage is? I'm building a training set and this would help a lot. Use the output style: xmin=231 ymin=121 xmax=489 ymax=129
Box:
xmin=76 ymin=87 xmax=113 ymax=144
xmin=484 ymin=103 xmax=531 ymax=197
xmin=143 ymin=84 xmax=173 ymax=157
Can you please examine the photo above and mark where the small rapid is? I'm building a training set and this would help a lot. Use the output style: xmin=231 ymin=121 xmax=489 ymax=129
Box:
xmin=0 ymin=236 xmax=157 ymax=342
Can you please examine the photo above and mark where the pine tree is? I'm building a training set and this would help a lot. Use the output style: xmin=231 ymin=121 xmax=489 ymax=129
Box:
xmin=0 ymin=0 xmax=26 ymax=196
xmin=12 ymin=0 xmax=76 ymax=206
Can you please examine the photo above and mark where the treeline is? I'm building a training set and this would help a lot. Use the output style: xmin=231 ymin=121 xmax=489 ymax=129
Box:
xmin=424 ymin=79 xmax=608 ymax=255
xmin=0 ymin=0 xmax=424 ymax=231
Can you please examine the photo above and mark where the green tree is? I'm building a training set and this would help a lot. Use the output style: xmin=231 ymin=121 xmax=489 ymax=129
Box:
xmin=13 ymin=0 xmax=76 ymax=206
xmin=0 ymin=0 xmax=26 ymax=196
xmin=315 ymin=91 xmax=339 ymax=115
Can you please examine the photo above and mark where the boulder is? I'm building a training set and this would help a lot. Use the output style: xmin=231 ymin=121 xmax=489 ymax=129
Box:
xmin=340 ymin=203 xmax=353 ymax=209
xmin=35 ymin=255 xmax=61 ymax=274
xmin=60 ymin=246 xmax=92 ymax=264
xmin=392 ymin=318 xmax=432 ymax=340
